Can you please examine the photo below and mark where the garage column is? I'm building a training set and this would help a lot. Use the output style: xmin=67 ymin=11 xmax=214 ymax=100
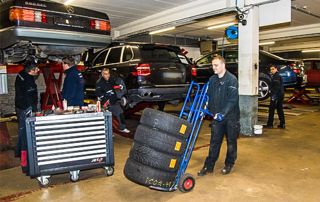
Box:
xmin=238 ymin=6 xmax=259 ymax=135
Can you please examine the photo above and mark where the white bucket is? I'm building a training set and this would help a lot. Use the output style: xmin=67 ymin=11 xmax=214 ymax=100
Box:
xmin=253 ymin=125 xmax=263 ymax=135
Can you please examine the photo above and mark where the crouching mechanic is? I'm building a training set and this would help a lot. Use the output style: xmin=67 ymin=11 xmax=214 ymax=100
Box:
xmin=95 ymin=68 xmax=130 ymax=133
xmin=198 ymin=54 xmax=240 ymax=176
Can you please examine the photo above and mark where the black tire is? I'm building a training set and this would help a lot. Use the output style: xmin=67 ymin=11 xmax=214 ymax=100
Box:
xmin=140 ymin=108 xmax=192 ymax=139
xmin=258 ymin=76 xmax=271 ymax=101
xmin=124 ymin=158 xmax=177 ymax=189
xmin=0 ymin=49 xmax=4 ymax=65
xmin=178 ymin=173 xmax=195 ymax=193
xmin=134 ymin=124 xmax=186 ymax=156
xmin=129 ymin=141 xmax=181 ymax=172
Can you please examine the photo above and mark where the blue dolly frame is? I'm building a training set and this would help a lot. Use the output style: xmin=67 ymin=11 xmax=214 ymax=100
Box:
xmin=150 ymin=81 xmax=212 ymax=192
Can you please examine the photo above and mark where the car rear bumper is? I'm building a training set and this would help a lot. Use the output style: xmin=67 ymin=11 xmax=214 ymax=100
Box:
xmin=128 ymin=86 xmax=189 ymax=103
xmin=0 ymin=26 xmax=111 ymax=49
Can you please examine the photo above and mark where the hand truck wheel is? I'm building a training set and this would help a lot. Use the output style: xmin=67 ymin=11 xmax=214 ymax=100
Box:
xmin=37 ymin=176 xmax=51 ymax=188
xmin=104 ymin=166 xmax=114 ymax=176
xmin=178 ymin=173 xmax=195 ymax=193
xmin=69 ymin=170 xmax=80 ymax=182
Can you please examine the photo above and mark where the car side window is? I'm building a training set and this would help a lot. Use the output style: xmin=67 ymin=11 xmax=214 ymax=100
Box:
xmin=303 ymin=61 xmax=312 ymax=71
xmin=106 ymin=47 xmax=122 ymax=64
xmin=132 ymin=46 xmax=141 ymax=60
xmin=93 ymin=49 xmax=108 ymax=66
xmin=197 ymin=54 xmax=213 ymax=65
xmin=314 ymin=61 xmax=320 ymax=70
xmin=225 ymin=52 xmax=238 ymax=63
xmin=122 ymin=46 xmax=133 ymax=62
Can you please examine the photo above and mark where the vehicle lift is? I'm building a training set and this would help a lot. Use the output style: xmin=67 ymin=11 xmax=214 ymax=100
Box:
xmin=287 ymin=87 xmax=312 ymax=104
xmin=151 ymin=81 xmax=212 ymax=192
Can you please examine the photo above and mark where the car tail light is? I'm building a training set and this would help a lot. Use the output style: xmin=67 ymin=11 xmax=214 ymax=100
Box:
xmin=90 ymin=19 xmax=110 ymax=31
xmin=191 ymin=65 xmax=197 ymax=77
xmin=135 ymin=63 xmax=151 ymax=76
xmin=293 ymin=69 xmax=301 ymax=74
xmin=9 ymin=8 xmax=47 ymax=23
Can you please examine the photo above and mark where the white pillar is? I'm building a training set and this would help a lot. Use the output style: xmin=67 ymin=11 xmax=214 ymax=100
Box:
xmin=238 ymin=6 xmax=260 ymax=135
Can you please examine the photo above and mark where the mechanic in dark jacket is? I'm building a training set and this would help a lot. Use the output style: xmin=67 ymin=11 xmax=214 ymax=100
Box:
xmin=14 ymin=57 xmax=39 ymax=172
xmin=266 ymin=65 xmax=285 ymax=129
xmin=198 ymin=54 xmax=240 ymax=176
xmin=61 ymin=56 xmax=84 ymax=107
xmin=96 ymin=68 xmax=130 ymax=133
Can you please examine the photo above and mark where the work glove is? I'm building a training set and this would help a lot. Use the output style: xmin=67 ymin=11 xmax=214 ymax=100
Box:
xmin=214 ymin=113 xmax=224 ymax=122
xmin=113 ymin=84 xmax=124 ymax=90
xmin=271 ymin=95 xmax=278 ymax=104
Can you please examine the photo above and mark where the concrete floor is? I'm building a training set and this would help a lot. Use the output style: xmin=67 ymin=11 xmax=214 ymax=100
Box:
xmin=0 ymin=103 xmax=320 ymax=202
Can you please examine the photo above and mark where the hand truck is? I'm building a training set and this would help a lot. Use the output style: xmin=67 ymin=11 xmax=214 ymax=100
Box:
xmin=150 ymin=81 xmax=212 ymax=192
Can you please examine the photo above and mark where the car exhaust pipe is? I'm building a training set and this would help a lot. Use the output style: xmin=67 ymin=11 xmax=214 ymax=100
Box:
xmin=141 ymin=92 xmax=149 ymax=97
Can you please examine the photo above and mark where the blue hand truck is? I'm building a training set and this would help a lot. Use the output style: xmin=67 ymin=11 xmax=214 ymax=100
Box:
xmin=150 ymin=81 xmax=213 ymax=192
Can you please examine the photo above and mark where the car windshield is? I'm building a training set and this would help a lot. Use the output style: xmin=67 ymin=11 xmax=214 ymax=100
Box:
xmin=141 ymin=48 xmax=180 ymax=62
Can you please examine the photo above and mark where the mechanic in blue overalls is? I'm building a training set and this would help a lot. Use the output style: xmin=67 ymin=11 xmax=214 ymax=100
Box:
xmin=198 ymin=54 xmax=240 ymax=176
xmin=61 ymin=56 xmax=84 ymax=107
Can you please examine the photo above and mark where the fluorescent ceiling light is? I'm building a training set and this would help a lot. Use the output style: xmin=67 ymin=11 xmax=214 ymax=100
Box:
xmin=64 ymin=0 xmax=74 ymax=5
xmin=302 ymin=49 xmax=320 ymax=53
xmin=207 ymin=22 xmax=236 ymax=30
xmin=259 ymin=41 xmax=275 ymax=46
xmin=149 ymin=27 xmax=175 ymax=35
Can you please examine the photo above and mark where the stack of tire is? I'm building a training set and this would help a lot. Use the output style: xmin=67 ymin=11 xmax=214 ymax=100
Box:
xmin=124 ymin=108 xmax=194 ymax=192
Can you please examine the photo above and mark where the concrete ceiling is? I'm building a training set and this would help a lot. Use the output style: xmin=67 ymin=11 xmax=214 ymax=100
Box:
xmin=53 ymin=0 xmax=320 ymax=53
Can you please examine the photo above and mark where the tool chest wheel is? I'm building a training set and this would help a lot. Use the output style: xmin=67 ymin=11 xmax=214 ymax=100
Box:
xmin=178 ymin=173 xmax=195 ymax=193
xmin=140 ymin=108 xmax=192 ymax=139
xmin=69 ymin=170 xmax=80 ymax=182
xmin=37 ymin=176 xmax=51 ymax=188
xmin=105 ymin=166 xmax=114 ymax=176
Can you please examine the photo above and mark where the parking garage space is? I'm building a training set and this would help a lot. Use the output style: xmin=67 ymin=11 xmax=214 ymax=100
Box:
xmin=1 ymin=101 xmax=320 ymax=201
xmin=1 ymin=0 xmax=320 ymax=201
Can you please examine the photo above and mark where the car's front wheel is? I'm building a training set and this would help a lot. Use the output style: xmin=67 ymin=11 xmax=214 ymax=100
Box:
xmin=258 ymin=77 xmax=271 ymax=101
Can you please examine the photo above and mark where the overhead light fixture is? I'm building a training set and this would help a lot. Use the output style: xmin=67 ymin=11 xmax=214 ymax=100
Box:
xmin=259 ymin=41 xmax=275 ymax=46
xmin=207 ymin=22 xmax=236 ymax=30
xmin=64 ymin=0 xmax=74 ymax=5
xmin=149 ymin=27 xmax=175 ymax=35
xmin=302 ymin=49 xmax=320 ymax=53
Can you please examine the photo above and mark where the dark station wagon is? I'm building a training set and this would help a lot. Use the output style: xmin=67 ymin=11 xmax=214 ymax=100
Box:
xmin=83 ymin=43 xmax=193 ymax=108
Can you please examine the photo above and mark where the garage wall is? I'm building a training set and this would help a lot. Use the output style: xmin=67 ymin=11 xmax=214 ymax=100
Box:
xmin=0 ymin=74 xmax=46 ymax=116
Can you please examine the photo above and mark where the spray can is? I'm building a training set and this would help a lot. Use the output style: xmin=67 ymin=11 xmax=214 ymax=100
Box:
xmin=63 ymin=99 xmax=68 ymax=110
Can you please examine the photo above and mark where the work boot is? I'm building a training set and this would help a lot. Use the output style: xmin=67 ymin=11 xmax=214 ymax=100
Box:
xmin=197 ymin=167 xmax=213 ymax=176
xmin=221 ymin=165 xmax=233 ymax=175
xmin=263 ymin=124 xmax=273 ymax=129
xmin=277 ymin=124 xmax=285 ymax=129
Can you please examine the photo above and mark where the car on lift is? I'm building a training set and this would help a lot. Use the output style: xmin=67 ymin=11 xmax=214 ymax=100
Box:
xmin=194 ymin=49 xmax=300 ymax=100
xmin=0 ymin=0 xmax=111 ymax=64
xmin=82 ymin=43 xmax=193 ymax=108
xmin=302 ymin=58 xmax=320 ymax=87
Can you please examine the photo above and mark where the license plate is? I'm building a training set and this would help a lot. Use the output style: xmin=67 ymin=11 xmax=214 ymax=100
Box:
xmin=54 ymin=17 xmax=84 ymax=28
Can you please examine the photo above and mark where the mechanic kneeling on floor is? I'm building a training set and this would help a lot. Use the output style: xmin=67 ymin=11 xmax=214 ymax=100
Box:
xmin=198 ymin=54 xmax=240 ymax=176
xmin=95 ymin=68 xmax=130 ymax=133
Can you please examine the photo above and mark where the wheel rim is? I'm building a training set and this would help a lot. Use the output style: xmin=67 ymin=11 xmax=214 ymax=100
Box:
xmin=259 ymin=80 xmax=269 ymax=99
xmin=183 ymin=178 xmax=194 ymax=190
